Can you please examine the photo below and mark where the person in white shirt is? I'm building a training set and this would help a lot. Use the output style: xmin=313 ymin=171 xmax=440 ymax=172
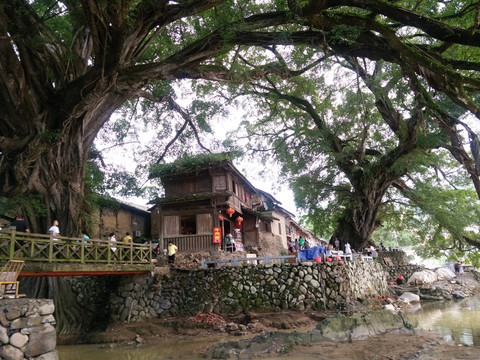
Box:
xmin=109 ymin=232 xmax=117 ymax=252
xmin=345 ymin=242 xmax=352 ymax=260
xmin=48 ymin=220 xmax=60 ymax=240
xmin=345 ymin=242 xmax=352 ymax=254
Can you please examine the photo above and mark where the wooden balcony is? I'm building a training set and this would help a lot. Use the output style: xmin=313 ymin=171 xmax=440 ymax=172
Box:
xmin=162 ymin=234 xmax=218 ymax=253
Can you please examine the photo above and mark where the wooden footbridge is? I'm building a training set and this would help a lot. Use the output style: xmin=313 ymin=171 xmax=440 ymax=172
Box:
xmin=0 ymin=229 xmax=153 ymax=276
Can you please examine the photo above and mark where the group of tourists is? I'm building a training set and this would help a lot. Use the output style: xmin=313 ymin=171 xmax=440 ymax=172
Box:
xmin=287 ymin=236 xmax=310 ymax=252
xmin=107 ymin=232 xmax=134 ymax=252
xmin=10 ymin=216 xmax=61 ymax=239
xmin=298 ymin=239 xmax=385 ymax=261
xmin=8 ymin=215 xmax=138 ymax=250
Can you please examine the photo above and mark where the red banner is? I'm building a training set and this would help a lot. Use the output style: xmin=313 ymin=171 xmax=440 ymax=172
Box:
xmin=212 ymin=227 xmax=221 ymax=243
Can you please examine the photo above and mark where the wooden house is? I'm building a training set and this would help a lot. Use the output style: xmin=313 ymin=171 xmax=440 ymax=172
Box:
xmin=149 ymin=155 xmax=286 ymax=253
xmin=91 ymin=198 xmax=151 ymax=240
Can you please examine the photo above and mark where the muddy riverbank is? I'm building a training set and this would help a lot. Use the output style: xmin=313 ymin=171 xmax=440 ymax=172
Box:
xmin=58 ymin=307 xmax=480 ymax=360
xmin=57 ymin=270 xmax=480 ymax=359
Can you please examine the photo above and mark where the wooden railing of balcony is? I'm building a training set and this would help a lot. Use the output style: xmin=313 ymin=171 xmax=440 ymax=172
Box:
xmin=162 ymin=234 xmax=218 ymax=253
xmin=0 ymin=229 xmax=151 ymax=264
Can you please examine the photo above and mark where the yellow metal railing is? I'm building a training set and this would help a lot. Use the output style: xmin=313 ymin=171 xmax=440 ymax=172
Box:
xmin=0 ymin=229 xmax=152 ymax=264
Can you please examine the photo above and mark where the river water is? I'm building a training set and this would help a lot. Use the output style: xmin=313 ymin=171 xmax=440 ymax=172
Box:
xmin=57 ymin=336 xmax=225 ymax=360
xmin=406 ymin=293 xmax=480 ymax=346
xmin=57 ymin=294 xmax=480 ymax=359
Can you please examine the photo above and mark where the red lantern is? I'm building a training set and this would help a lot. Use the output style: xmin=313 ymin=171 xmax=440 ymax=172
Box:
xmin=235 ymin=216 xmax=243 ymax=229
xmin=226 ymin=207 xmax=235 ymax=217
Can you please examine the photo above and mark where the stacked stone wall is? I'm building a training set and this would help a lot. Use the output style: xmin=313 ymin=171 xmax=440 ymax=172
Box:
xmin=68 ymin=275 xmax=120 ymax=330
xmin=109 ymin=274 xmax=157 ymax=322
xmin=108 ymin=261 xmax=388 ymax=322
xmin=0 ymin=299 xmax=56 ymax=360
xmin=377 ymin=250 xmax=409 ymax=266
xmin=382 ymin=264 xmax=424 ymax=283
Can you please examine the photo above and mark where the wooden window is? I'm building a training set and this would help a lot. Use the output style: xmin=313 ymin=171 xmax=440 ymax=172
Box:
xmin=214 ymin=175 xmax=226 ymax=191
xmin=182 ymin=178 xmax=195 ymax=194
xmin=278 ymin=222 xmax=282 ymax=235
xmin=195 ymin=175 xmax=211 ymax=193
xmin=164 ymin=216 xmax=179 ymax=236
xmin=196 ymin=214 xmax=212 ymax=234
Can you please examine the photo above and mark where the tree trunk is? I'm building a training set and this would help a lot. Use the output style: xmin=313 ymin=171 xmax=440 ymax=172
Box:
xmin=2 ymin=121 xmax=91 ymax=235
xmin=0 ymin=89 xmax=128 ymax=234
xmin=332 ymin=179 xmax=391 ymax=251
xmin=23 ymin=277 xmax=93 ymax=335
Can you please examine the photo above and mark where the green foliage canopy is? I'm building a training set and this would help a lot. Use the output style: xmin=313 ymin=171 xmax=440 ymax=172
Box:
xmin=1 ymin=0 xmax=480 ymax=246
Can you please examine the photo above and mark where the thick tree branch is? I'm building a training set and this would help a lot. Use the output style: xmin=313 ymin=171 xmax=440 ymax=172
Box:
xmin=291 ymin=0 xmax=480 ymax=47
xmin=136 ymin=91 xmax=211 ymax=164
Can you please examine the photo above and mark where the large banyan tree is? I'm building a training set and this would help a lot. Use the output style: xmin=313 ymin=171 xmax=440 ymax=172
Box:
xmin=1 ymin=0 xmax=480 ymax=244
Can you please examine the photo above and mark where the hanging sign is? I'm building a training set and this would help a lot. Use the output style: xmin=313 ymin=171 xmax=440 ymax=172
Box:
xmin=213 ymin=227 xmax=221 ymax=243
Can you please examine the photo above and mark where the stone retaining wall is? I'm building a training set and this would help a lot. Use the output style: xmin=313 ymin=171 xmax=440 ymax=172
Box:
xmin=109 ymin=261 xmax=388 ymax=322
xmin=383 ymin=264 xmax=424 ymax=283
xmin=377 ymin=250 xmax=409 ymax=266
xmin=68 ymin=275 xmax=120 ymax=330
xmin=0 ymin=299 xmax=56 ymax=360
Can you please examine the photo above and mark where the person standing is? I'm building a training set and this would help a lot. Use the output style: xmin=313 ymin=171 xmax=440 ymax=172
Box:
xmin=48 ymin=220 xmax=60 ymax=240
xmin=299 ymin=236 xmax=305 ymax=249
xmin=287 ymin=239 xmax=294 ymax=253
xmin=334 ymin=238 xmax=340 ymax=251
xmin=82 ymin=231 xmax=90 ymax=243
xmin=123 ymin=232 xmax=133 ymax=243
xmin=11 ymin=215 xmax=30 ymax=233
xmin=167 ymin=241 xmax=178 ymax=265
xmin=345 ymin=242 xmax=352 ymax=260
xmin=109 ymin=232 xmax=117 ymax=251
xmin=294 ymin=238 xmax=299 ymax=251
xmin=11 ymin=215 xmax=30 ymax=255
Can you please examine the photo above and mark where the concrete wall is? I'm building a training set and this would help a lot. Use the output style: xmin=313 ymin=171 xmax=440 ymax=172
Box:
xmin=0 ymin=299 xmax=56 ymax=360
xmin=94 ymin=207 xmax=150 ymax=239
xmin=106 ymin=261 xmax=388 ymax=323
xmin=256 ymin=232 xmax=285 ymax=256
xmin=270 ymin=210 xmax=287 ymax=249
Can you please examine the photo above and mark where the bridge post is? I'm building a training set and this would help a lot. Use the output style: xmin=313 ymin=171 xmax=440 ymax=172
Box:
xmin=149 ymin=243 xmax=152 ymax=264
xmin=107 ymin=238 xmax=111 ymax=264
xmin=129 ymin=242 xmax=133 ymax=264
xmin=9 ymin=227 xmax=16 ymax=260
xmin=81 ymin=240 xmax=85 ymax=264
xmin=48 ymin=233 xmax=54 ymax=263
